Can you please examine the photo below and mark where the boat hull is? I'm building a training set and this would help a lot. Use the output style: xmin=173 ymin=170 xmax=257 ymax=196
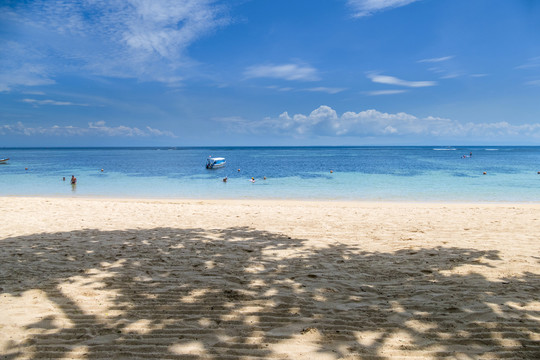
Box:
xmin=208 ymin=163 xmax=225 ymax=168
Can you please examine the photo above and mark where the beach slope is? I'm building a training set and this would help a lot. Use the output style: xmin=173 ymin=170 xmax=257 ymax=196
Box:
xmin=1 ymin=197 xmax=539 ymax=359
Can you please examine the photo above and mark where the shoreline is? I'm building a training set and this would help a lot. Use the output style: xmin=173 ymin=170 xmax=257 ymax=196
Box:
xmin=3 ymin=194 xmax=540 ymax=207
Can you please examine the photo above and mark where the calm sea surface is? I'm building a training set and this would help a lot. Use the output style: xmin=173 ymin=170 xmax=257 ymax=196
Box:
xmin=1 ymin=147 xmax=539 ymax=202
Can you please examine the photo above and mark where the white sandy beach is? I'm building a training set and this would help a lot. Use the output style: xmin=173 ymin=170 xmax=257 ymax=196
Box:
xmin=0 ymin=197 xmax=539 ymax=359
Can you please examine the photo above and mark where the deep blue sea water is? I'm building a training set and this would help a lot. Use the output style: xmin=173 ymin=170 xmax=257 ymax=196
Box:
xmin=1 ymin=147 xmax=539 ymax=202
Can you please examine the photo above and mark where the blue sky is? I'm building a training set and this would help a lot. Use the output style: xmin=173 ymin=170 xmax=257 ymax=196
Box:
xmin=1 ymin=0 xmax=540 ymax=146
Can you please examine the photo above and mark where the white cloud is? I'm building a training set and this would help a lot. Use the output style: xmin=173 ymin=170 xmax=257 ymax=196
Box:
xmin=245 ymin=63 xmax=319 ymax=81
xmin=364 ymin=89 xmax=407 ymax=95
xmin=22 ymin=98 xmax=88 ymax=106
xmin=225 ymin=105 xmax=540 ymax=139
xmin=440 ymin=72 xmax=462 ymax=79
xmin=265 ymin=86 xmax=345 ymax=93
xmin=0 ymin=42 xmax=56 ymax=91
xmin=22 ymin=91 xmax=46 ymax=95
xmin=516 ymin=56 xmax=540 ymax=69
xmin=421 ymin=58 xmax=463 ymax=80
xmin=347 ymin=0 xmax=421 ymax=17
xmin=0 ymin=121 xmax=176 ymax=138
xmin=367 ymin=73 xmax=436 ymax=87
xmin=0 ymin=0 xmax=230 ymax=90
xmin=427 ymin=67 xmax=444 ymax=74
xmin=418 ymin=56 xmax=454 ymax=63
xmin=305 ymin=87 xmax=347 ymax=94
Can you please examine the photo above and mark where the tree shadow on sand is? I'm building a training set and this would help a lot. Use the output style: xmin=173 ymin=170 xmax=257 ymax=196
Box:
xmin=1 ymin=226 xmax=539 ymax=359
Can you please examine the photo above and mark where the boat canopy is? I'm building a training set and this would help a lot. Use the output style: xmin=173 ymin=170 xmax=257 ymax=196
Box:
xmin=206 ymin=157 xmax=226 ymax=169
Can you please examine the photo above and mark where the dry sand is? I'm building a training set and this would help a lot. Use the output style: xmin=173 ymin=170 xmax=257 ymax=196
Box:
xmin=0 ymin=196 xmax=539 ymax=359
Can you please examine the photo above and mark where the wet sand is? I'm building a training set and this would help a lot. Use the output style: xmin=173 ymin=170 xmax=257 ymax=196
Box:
xmin=1 ymin=197 xmax=539 ymax=359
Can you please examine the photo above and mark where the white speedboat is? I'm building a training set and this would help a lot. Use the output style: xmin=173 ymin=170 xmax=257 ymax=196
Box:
xmin=206 ymin=157 xmax=226 ymax=169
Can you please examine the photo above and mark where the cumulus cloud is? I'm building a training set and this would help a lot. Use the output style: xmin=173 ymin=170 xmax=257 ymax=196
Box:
xmin=0 ymin=0 xmax=229 ymax=90
xmin=367 ymin=73 xmax=436 ymax=87
xmin=347 ymin=0 xmax=421 ymax=17
xmin=224 ymin=105 xmax=540 ymax=139
xmin=0 ymin=121 xmax=176 ymax=138
xmin=244 ymin=63 xmax=319 ymax=81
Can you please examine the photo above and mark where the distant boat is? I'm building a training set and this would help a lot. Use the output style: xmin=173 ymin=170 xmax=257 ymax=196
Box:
xmin=206 ymin=157 xmax=226 ymax=169
xmin=0 ymin=158 xmax=9 ymax=164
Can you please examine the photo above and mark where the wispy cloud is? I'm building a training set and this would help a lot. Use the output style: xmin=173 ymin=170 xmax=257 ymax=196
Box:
xmin=439 ymin=72 xmax=462 ymax=79
xmin=367 ymin=73 xmax=436 ymax=87
xmin=516 ymin=56 xmax=540 ymax=69
xmin=305 ymin=87 xmax=346 ymax=94
xmin=364 ymin=89 xmax=407 ymax=96
xmin=421 ymin=57 xmax=464 ymax=79
xmin=265 ymin=86 xmax=346 ymax=93
xmin=526 ymin=79 xmax=540 ymax=86
xmin=22 ymin=98 xmax=89 ymax=106
xmin=0 ymin=0 xmax=230 ymax=90
xmin=225 ymin=105 xmax=540 ymax=139
xmin=22 ymin=91 xmax=46 ymax=95
xmin=245 ymin=63 xmax=319 ymax=81
xmin=267 ymin=85 xmax=294 ymax=92
xmin=0 ymin=121 xmax=176 ymax=138
xmin=0 ymin=42 xmax=56 ymax=91
xmin=418 ymin=56 xmax=454 ymax=63
xmin=347 ymin=0 xmax=421 ymax=17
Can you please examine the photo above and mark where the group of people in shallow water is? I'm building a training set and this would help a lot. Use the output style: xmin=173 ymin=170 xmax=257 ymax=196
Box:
xmin=62 ymin=175 xmax=77 ymax=185
xmin=222 ymin=176 xmax=267 ymax=183
xmin=63 ymin=169 xmax=103 ymax=185
xmin=221 ymin=167 xmax=269 ymax=184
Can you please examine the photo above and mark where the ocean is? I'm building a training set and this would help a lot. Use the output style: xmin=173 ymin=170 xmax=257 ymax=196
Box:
xmin=0 ymin=146 xmax=539 ymax=202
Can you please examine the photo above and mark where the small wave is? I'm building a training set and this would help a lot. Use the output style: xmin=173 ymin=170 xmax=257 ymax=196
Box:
xmin=433 ymin=148 xmax=456 ymax=151
xmin=485 ymin=148 xmax=498 ymax=151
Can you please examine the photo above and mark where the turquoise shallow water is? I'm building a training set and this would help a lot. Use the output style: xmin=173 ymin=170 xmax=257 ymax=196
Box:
xmin=0 ymin=146 xmax=539 ymax=202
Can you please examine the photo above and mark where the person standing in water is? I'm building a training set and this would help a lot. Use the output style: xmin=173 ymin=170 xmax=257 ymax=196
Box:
xmin=70 ymin=175 xmax=77 ymax=185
